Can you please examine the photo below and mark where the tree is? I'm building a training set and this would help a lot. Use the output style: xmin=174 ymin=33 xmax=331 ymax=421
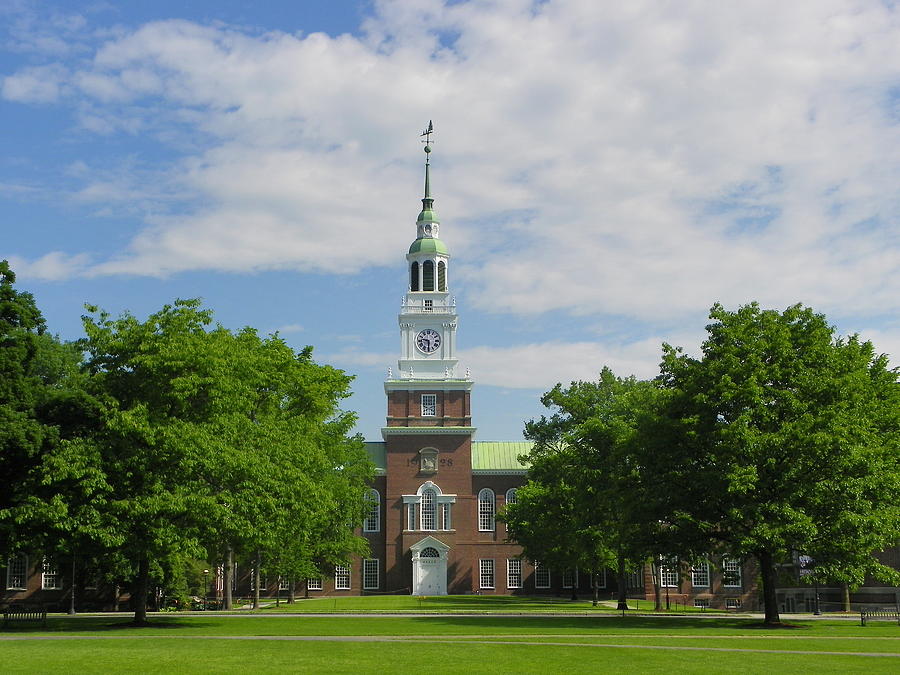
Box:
xmin=504 ymin=368 xmax=665 ymax=608
xmin=39 ymin=299 xmax=372 ymax=624
xmin=658 ymin=302 xmax=900 ymax=625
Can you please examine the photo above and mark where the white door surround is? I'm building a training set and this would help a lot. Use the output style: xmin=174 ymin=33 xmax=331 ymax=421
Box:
xmin=410 ymin=535 xmax=450 ymax=596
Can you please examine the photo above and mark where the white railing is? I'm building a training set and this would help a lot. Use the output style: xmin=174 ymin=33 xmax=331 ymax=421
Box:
xmin=401 ymin=297 xmax=457 ymax=314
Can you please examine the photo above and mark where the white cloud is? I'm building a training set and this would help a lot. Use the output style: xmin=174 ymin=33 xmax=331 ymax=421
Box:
xmin=6 ymin=251 xmax=92 ymax=281
xmin=274 ymin=323 xmax=304 ymax=334
xmin=2 ymin=64 xmax=68 ymax=102
xmin=4 ymin=0 xmax=900 ymax=335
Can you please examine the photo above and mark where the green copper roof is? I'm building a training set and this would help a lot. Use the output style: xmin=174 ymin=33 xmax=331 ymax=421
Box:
xmin=472 ymin=441 xmax=533 ymax=472
xmin=362 ymin=440 xmax=531 ymax=474
xmin=365 ymin=441 xmax=387 ymax=473
xmin=408 ymin=237 xmax=449 ymax=255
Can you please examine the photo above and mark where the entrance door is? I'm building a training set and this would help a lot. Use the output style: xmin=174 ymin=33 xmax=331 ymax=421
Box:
xmin=413 ymin=546 xmax=447 ymax=595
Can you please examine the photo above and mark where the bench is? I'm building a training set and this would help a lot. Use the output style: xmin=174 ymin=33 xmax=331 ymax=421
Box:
xmin=2 ymin=604 xmax=47 ymax=629
xmin=860 ymin=608 xmax=900 ymax=626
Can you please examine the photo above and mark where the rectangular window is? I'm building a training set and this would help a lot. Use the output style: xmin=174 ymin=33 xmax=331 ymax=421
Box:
xmin=307 ymin=578 xmax=322 ymax=591
xmin=441 ymin=502 xmax=451 ymax=530
xmin=278 ymin=577 xmax=290 ymax=591
xmin=694 ymin=598 xmax=710 ymax=609
xmin=407 ymin=502 xmax=418 ymax=530
xmin=479 ymin=559 xmax=495 ymax=589
xmin=726 ymin=597 xmax=742 ymax=609
xmin=691 ymin=561 xmax=710 ymax=587
xmin=250 ymin=569 xmax=266 ymax=592
xmin=562 ymin=568 xmax=579 ymax=589
xmin=363 ymin=559 xmax=379 ymax=590
xmin=335 ymin=565 xmax=351 ymax=590
xmin=41 ymin=559 xmax=61 ymax=590
xmin=534 ymin=562 xmax=551 ymax=589
xmin=628 ymin=570 xmax=644 ymax=588
xmin=507 ymin=559 xmax=522 ymax=589
xmin=421 ymin=394 xmax=437 ymax=417
xmin=423 ymin=299 xmax=433 ymax=312
xmin=6 ymin=554 xmax=27 ymax=590
xmin=723 ymin=558 xmax=742 ymax=588
xmin=594 ymin=569 xmax=607 ymax=588
xmin=660 ymin=562 xmax=679 ymax=588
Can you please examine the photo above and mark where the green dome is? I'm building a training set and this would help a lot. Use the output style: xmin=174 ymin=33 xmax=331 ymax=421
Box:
xmin=408 ymin=237 xmax=449 ymax=255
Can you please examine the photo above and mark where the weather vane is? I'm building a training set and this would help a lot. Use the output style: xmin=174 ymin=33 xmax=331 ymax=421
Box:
xmin=421 ymin=120 xmax=434 ymax=151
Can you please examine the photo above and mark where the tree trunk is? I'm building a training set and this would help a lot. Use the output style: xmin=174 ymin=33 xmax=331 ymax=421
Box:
xmin=133 ymin=556 xmax=150 ymax=626
xmin=616 ymin=553 xmax=629 ymax=611
xmin=223 ymin=545 xmax=233 ymax=610
xmin=276 ymin=576 xmax=281 ymax=607
xmin=252 ymin=551 xmax=261 ymax=610
xmin=758 ymin=550 xmax=780 ymax=625
xmin=304 ymin=578 xmax=309 ymax=600
xmin=592 ymin=572 xmax=599 ymax=606
xmin=653 ymin=556 xmax=662 ymax=611
xmin=288 ymin=578 xmax=295 ymax=604
xmin=841 ymin=583 xmax=851 ymax=612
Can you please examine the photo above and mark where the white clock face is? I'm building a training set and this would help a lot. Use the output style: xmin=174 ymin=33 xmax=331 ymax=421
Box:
xmin=416 ymin=328 xmax=442 ymax=354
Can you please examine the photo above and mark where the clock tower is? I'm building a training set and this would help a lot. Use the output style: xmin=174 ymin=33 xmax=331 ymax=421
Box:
xmin=382 ymin=123 xmax=476 ymax=595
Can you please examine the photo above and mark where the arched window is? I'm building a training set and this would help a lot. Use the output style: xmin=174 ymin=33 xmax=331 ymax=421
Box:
xmin=410 ymin=262 xmax=420 ymax=291
xmin=420 ymin=547 xmax=440 ymax=558
xmin=505 ymin=488 xmax=518 ymax=505
xmin=437 ymin=261 xmax=446 ymax=291
xmin=363 ymin=489 xmax=380 ymax=532
xmin=422 ymin=260 xmax=435 ymax=291
xmin=421 ymin=487 xmax=436 ymax=531
xmin=478 ymin=488 xmax=495 ymax=531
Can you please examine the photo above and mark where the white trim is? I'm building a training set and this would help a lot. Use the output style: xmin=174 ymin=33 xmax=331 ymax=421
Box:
xmin=307 ymin=578 xmax=322 ymax=591
xmin=334 ymin=565 xmax=351 ymax=590
xmin=478 ymin=488 xmax=495 ymax=531
xmin=691 ymin=561 xmax=710 ymax=587
xmin=382 ymin=426 xmax=476 ymax=438
xmin=723 ymin=558 xmax=742 ymax=588
xmin=6 ymin=554 xmax=27 ymax=591
xmin=479 ymin=559 xmax=495 ymax=589
xmin=507 ymin=559 xmax=522 ymax=589
xmin=41 ymin=558 xmax=61 ymax=590
xmin=562 ymin=568 xmax=579 ymax=589
xmin=534 ymin=562 xmax=551 ymax=589
xmin=363 ymin=559 xmax=379 ymax=590
xmin=363 ymin=489 xmax=380 ymax=533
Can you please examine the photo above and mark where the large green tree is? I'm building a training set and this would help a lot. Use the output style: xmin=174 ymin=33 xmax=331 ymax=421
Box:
xmin=658 ymin=302 xmax=900 ymax=625
xmin=504 ymin=368 xmax=666 ymax=608
xmin=41 ymin=299 xmax=371 ymax=624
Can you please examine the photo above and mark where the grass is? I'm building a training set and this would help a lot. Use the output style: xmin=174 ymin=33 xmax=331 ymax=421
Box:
xmin=2 ymin=598 xmax=899 ymax=673
xmin=248 ymin=593 xmax=708 ymax=613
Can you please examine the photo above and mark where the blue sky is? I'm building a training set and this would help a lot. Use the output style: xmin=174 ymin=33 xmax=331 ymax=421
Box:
xmin=2 ymin=0 xmax=899 ymax=440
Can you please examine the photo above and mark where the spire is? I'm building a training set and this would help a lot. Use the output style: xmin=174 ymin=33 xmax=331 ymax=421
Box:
xmin=417 ymin=120 xmax=438 ymax=227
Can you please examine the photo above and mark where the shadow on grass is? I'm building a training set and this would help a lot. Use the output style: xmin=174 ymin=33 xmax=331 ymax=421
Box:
xmin=401 ymin=615 xmax=814 ymax=633
xmin=2 ymin=616 xmax=220 ymax=633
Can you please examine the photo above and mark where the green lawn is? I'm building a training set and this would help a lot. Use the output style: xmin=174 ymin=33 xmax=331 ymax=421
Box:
xmin=246 ymin=593 xmax=705 ymax=613
xmin=2 ymin=600 xmax=899 ymax=673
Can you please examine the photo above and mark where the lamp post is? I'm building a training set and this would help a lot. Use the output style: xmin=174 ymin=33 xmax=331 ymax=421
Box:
xmin=665 ymin=583 xmax=670 ymax=611
xmin=814 ymin=577 xmax=821 ymax=616
xmin=203 ymin=569 xmax=210 ymax=610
